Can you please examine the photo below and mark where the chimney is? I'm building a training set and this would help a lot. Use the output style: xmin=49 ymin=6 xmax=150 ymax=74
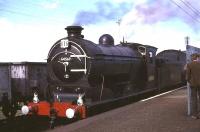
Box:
xmin=65 ymin=26 xmax=84 ymax=38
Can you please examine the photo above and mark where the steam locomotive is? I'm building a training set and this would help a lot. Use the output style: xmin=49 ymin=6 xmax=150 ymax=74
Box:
xmin=21 ymin=26 xmax=186 ymax=126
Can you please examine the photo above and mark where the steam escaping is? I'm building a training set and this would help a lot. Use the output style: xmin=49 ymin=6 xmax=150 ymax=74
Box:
xmin=73 ymin=1 xmax=132 ymax=25
xmin=135 ymin=0 xmax=177 ymax=24
xmin=122 ymin=0 xmax=200 ymax=30
xmin=73 ymin=0 xmax=200 ymax=30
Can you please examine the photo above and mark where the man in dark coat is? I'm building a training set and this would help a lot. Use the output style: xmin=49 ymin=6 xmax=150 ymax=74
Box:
xmin=186 ymin=53 xmax=200 ymax=119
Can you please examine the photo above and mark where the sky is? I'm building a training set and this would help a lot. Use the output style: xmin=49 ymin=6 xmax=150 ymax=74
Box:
xmin=0 ymin=0 xmax=200 ymax=62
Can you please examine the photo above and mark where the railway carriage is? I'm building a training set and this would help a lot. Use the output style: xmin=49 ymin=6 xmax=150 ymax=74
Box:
xmin=0 ymin=62 xmax=47 ymax=117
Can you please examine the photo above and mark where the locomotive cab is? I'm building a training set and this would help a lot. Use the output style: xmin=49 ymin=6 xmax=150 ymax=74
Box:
xmin=137 ymin=44 xmax=157 ymax=90
xmin=121 ymin=42 xmax=157 ymax=91
xmin=144 ymin=45 xmax=157 ymax=89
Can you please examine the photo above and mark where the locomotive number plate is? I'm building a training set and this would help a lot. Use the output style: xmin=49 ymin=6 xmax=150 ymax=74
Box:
xmin=60 ymin=39 xmax=69 ymax=48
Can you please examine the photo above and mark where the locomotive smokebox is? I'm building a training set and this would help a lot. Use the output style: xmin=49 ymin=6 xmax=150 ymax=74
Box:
xmin=65 ymin=26 xmax=84 ymax=38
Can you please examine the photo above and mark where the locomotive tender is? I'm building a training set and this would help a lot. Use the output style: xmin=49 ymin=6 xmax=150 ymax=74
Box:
xmin=21 ymin=26 xmax=186 ymax=124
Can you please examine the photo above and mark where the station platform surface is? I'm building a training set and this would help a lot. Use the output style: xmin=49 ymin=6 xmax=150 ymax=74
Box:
xmin=49 ymin=86 xmax=200 ymax=132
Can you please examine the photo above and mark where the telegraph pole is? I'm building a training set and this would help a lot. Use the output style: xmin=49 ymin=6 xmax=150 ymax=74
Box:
xmin=116 ymin=19 xmax=121 ymax=43
xmin=185 ymin=36 xmax=192 ymax=116
xmin=185 ymin=36 xmax=189 ymax=45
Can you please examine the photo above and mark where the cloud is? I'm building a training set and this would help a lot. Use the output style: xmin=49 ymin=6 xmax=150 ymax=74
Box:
xmin=40 ymin=0 xmax=60 ymax=9
xmin=121 ymin=0 xmax=200 ymax=31
xmin=73 ymin=1 xmax=132 ymax=26
xmin=1 ymin=0 xmax=199 ymax=63
xmin=0 ymin=18 xmax=65 ymax=62
xmin=74 ymin=0 xmax=200 ymax=31
xmin=128 ymin=24 xmax=188 ymax=52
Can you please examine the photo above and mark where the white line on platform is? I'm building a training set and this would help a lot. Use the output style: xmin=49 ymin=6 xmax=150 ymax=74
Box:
xmin=140 ymin=86 xmax=186 ymax=102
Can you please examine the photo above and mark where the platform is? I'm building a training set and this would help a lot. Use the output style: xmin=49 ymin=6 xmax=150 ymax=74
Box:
xmin=48 ymin=86 xmax=200 ymax=132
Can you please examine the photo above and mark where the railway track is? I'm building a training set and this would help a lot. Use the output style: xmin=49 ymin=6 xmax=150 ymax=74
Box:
xmin=0 ymin=107 xmax=6 ymax=120
xmin=0 ymin=108 xmax=24 ymax=120
xmin=0 ymin=108 xmax=77 ymax=132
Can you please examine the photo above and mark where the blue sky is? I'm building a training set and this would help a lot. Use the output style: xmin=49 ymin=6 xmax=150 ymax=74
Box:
xmin=0 ymin=0 xmax=200 ymax=62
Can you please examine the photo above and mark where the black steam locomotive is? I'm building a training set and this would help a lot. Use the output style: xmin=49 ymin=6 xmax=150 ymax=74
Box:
xmin=21 ymin=26 xmax=186 ymax=125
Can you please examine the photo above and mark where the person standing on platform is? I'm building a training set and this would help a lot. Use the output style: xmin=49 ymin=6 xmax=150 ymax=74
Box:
xmin=186 ymin=53 xmax=200 ymax=119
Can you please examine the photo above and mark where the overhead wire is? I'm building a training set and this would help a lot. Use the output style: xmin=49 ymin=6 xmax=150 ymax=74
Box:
xmin=169 ymin=0 xmax=200 ymax=23
xmin=0 ymin=0 xmax=41 ymax=15
xmin=0 ymin=8 xmax=66 ymax=24
xmin=0 ymin=1 xmax=67 ymax=24
xmin=0 ymin=8 xmax=38 ymax=18
xmin=178 ymin=0 xmax=200 ymax=17
xmin=184 ymin=0 xmax=200 ymax=15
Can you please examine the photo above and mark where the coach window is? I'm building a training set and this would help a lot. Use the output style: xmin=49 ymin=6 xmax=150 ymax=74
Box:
xmin=138 ymin=46 xmax=146 ymax=56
